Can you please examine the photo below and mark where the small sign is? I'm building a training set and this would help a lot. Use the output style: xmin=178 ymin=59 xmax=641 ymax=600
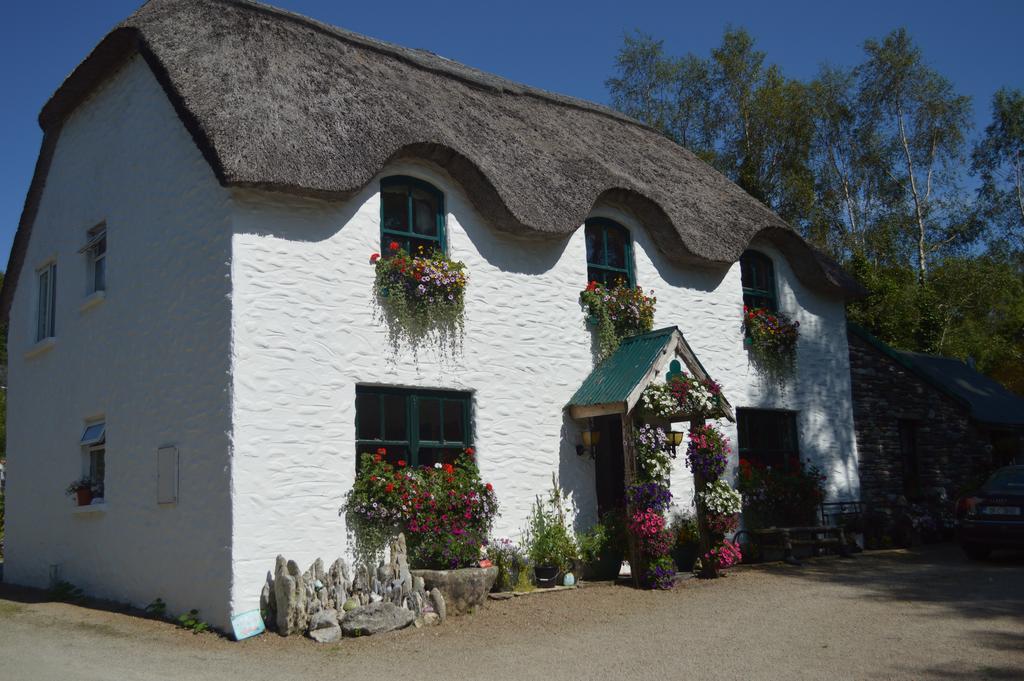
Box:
xmin=231 ymin=610 xmax=266 ymax=641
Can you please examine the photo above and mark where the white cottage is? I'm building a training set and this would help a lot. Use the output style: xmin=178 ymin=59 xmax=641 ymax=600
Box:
xmin=0 ymin=0 xmax=863 ymax=631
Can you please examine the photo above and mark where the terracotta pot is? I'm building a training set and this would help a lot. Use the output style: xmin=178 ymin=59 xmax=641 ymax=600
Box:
xmin=75 ymin=488 xmax=93 ymax=506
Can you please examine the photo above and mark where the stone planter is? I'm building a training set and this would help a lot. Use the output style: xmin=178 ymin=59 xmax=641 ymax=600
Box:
xmin=411 ymin=566 xmax=498 ymax=616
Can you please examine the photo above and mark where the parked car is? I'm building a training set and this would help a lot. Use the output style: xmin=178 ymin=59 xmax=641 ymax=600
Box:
xmin=956 ymin=465 xmax=1024 ymax=560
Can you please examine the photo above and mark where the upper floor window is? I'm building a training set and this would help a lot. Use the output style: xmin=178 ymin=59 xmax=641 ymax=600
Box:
xmin=79 ymin=224 xmax=106 ymax=294
xmin=356 ymin=386 xmax=472 ymax=468
xmin=740 ymin=250 xmax=776 ymax=311
xmin=380 ymin=176 xmax=445 ymax=255
xmin=585 ymin=218 xmax=634 ymax=287
xmin=36 ymin=262 xmax=57 ymax=342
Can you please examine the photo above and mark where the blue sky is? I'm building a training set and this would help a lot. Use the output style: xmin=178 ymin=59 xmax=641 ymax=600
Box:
xmin=1 ymin=0 xmax=1021 ymax=266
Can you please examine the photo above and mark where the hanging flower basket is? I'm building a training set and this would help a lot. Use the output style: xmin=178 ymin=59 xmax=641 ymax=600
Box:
xmin=371 ymin=242 xmax=468 ymax=356
xmin=742 ymin=305 xmax=799 ymax=377
xmin=579 ymin=281 xmax=656 ymax=361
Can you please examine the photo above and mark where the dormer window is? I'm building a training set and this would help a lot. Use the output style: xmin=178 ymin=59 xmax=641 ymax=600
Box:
xmin=585 ymin=218 xmax=634 ymax=287
xmin=380 ymin=176 xmax=445 ymax=255
xmin=740 ymin=250 xmax=776 ymax=311
xmin=79 ymin=224 xmax=106 ymax=294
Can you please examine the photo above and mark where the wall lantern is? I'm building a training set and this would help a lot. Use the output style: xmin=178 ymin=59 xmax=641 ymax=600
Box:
xmin=663 ymin=429 xmax=685 ymax=458
xmin=576 ymin=424 xmax=601 ymax=458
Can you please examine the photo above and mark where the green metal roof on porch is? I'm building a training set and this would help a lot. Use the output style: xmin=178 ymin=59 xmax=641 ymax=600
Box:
xmin=568 ymin=328 xmax=678 ymax=410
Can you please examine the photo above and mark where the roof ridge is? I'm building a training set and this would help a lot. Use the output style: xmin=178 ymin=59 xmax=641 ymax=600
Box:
xmin=192 ymin=0 xmax=655 ymax=134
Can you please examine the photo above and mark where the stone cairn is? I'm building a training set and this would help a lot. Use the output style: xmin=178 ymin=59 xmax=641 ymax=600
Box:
xmin=260 ymin=534 xmax=446 ymax=643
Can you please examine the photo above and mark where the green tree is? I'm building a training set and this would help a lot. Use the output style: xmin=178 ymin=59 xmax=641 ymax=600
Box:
xmin=972 ymin=87 xmax=1024 ymax=250
xmin=856 ymin=28 xmax=977 ymax=282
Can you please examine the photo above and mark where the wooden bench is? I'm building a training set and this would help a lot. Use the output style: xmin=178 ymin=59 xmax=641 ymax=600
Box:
xmin=743 ymin=525 xmax=853 ymax=566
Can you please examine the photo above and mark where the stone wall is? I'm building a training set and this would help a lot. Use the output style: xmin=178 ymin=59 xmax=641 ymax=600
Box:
xmin=847 ymin=330 xmax=990 ymax=509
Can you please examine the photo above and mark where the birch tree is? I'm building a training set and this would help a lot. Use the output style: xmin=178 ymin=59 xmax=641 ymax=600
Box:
xmin=972 ymin=88 xmax=1024 ymax=250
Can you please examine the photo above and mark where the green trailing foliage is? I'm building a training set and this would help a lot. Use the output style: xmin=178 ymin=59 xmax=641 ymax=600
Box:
xmin=579 ymin=281 xmax=656 ymax=361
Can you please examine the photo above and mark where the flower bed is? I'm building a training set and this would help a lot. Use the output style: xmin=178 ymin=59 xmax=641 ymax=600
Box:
xmin=342 ymin=447 xmax=498 ymax=570
xmin=736 ymin=458 xmax=825 ymax=528
xmin=579 ymin=281 xmax=656 ymax=360
xmin=743 ymin=305 xmax=799 ymax=376
xmin=372 ymin=242 xmax=468 ymax=354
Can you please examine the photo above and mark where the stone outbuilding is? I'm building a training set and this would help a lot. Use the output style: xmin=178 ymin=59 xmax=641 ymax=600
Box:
xmin=847 ymin=323 xmax=1024 ymax=509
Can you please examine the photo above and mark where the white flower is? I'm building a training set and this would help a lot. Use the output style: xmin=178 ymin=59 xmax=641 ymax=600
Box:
xmin=434 ymin=463 xmax=442 ymax=469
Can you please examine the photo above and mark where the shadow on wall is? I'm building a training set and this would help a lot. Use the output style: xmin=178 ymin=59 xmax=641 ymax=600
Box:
xmin=558 ymin=412 xmax=599 ymax=532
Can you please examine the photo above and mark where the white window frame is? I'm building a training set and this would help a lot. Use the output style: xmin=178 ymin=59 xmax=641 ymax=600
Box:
xmin=35 ymin=262 xmax=57 ymax=342
xmin=80 ymin=421 xmax=106 ymax=501
xmin=79 ymin=223 xmax=106 ymax=295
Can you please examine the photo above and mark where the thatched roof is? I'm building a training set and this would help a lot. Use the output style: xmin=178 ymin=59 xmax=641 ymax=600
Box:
xmin=1 ymin=0 xmax=863 ymax=321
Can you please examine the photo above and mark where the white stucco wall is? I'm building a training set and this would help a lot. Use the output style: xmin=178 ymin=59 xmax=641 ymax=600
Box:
xmin=228 ymin=161 xmax=859 ymax=617
xmin=4 ymin=57 xmax=235 ymax=629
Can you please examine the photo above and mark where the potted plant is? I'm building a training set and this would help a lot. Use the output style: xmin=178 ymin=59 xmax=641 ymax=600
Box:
xmin=65 ymin=478 xmax=97 ymax=507
xmin=522 ymin=477 xmax=578 ymax=588
xmin=576 ymin=510 xmax=625 ymax=581
xmin=488 ymin=538 xmax=529 ymax=592
xmin=669 ymin=511 xmax=700 ymax=572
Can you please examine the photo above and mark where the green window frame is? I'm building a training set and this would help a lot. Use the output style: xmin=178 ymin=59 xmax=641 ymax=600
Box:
xmin=585 ymin=218 xmax=634 ymax=287
xmin=379 ymin=176 xmax=446 ymax=256
xmin=740 ymin=250 xmax=777 ymax=311
xmin=737 ymin=408 xmax=799 ymax=471
xmin=355 ymin=386 xmax=472 ymax=468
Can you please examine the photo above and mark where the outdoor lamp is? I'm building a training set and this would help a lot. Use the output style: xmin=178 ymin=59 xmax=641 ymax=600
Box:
xmin=576 ymin=426 xmax=601 ymax=458
xmin=664 ymin=429 xmax=685 ymax=458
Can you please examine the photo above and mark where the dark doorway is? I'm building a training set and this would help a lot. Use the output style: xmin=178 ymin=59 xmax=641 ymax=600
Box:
xmin=593 ymin=415 xmax=626 ymax=516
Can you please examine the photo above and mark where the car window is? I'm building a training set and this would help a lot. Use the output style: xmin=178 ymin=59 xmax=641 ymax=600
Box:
xmin=982 ymin=467 xmax=1024 ymax=493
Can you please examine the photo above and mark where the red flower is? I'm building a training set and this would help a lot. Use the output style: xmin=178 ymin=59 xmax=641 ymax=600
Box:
xmin=397 ymin=460 xmax=406 ymax=468
xmin=442 ymin=463 xmax=455 ymax=474
xmin=586 ymin=280 xmax=599 ymax=292
xmin=373 ymin=453 xmax=383 ymax=463
xmin=370 ymin=475 xmax=377 ymax=482
xmin=464 ymin=447 xmax=475 ymax=457
xmin=485 ymin=483 xmax=493 ymax=492
xmin=385 ymin=483 xmax=394 ymax=493
xmin=389 ymin=241 xmax=400 ymax=251
xmin=370 ymin=253 xmax=380 ymax=263
xmin=377 ymin=447 xmax=387 ymax=455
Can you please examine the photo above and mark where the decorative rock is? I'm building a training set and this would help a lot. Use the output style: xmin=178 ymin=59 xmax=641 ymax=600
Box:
xmin=430 ymin=588 xmax=447 ymax=623
xmin=310 ymin=624 xmax=342 ymax=644
xmin=370 ymin=593 xmax=383 ymax=603
xmin=308 ymin=608 xmax=339 ymax=631
xmin=412 ymin=567 xmax=497 ymax=617
xmin=412 ymin=576 xmax=425 ymax=593
xmin=274 ymin=557 xmax=308 ymax=636
xmin=342 ymin=598 xmax=359 ymax=612
xmin=340 ymin=602 xmax=415 ymax=637
xmin=422 ymin=612 xmax=440 ymax=626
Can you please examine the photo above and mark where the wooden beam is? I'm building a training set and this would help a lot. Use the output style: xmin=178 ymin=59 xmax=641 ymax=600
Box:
xmin=568 ymin=402 xmax=625 ymax=419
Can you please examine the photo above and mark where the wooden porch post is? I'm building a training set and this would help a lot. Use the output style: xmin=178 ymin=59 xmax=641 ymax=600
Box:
xmin=692 ymin=416 xmax=719 ymax=579
xmin=621 ymin=411 xmax=642 ymax=588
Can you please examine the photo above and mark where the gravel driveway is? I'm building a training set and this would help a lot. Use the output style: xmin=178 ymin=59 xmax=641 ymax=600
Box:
xmin=1 ymin=545 xmax=1021 ymax=681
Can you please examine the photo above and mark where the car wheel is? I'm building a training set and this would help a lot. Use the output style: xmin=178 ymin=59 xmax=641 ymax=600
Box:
xmin=962 ymin=543 xmax=992 ymax=560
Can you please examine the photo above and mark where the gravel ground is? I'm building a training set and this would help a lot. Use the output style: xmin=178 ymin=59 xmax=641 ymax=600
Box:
xmin=1 ymin=545 xmax=1021 ymax=681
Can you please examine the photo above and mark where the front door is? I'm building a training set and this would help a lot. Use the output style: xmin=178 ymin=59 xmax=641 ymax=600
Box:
xmin=593 ymin=415 xmax=626 ymax=516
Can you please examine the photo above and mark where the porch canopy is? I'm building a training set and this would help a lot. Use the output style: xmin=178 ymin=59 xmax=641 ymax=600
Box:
xmin=566 ymin=326 xmax=735 ymax=422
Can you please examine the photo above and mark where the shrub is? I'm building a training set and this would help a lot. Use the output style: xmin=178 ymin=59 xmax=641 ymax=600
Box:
xmin=580 ymin=281 xmax=656 ymax=360
xmin=489 ymin=538 xmax=529 ymax=592
xmin=522 ymin=477 xmax=578 ymax=571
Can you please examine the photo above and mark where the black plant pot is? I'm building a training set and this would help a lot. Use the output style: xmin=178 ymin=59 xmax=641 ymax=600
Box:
xmin=534 ymin=565 xmax=559 ymax=588
xmin=671 ymin=544 xmax=698 ymax=572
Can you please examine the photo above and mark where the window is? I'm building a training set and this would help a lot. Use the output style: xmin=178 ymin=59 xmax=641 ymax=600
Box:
xmin=36 ymin=262 xmax=57 ymax=342
xmin=585 ymin=218 xmax=634 ymax=287
xmin=898 ymin=420 xmax=920 ymax=498
xmin=740 ymin=250 xmax=776 ymax=311
xmin=355 ymin=386 xmax=472 ymax=467
xmin=380 ymin=176 xmax=445 ymax=255
xmin=737 ymin=409 xmax=799 ymax=470
xmin=80 ymin=421 xmax=106 ymax=500
xmin=79 ymin=224 xmax=106 ymax=294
